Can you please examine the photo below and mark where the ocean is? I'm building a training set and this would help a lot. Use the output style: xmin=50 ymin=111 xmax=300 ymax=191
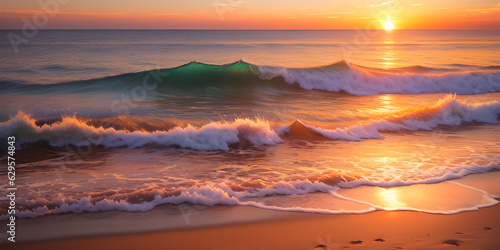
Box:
xmin=0 ymin=30 xmax=499 ymax=241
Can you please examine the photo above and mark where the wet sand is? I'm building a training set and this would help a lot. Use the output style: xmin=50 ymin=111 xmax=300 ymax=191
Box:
xmin=3 ymin=203 xmax=499 ymax=250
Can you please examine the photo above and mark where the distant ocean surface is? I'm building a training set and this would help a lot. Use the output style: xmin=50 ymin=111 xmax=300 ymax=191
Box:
xmin=0 ymin=30 xmax=499 ymax=221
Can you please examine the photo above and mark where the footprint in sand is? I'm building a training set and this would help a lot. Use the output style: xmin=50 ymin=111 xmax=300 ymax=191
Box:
xmin=442 ymin=239 xmax=463 ymax=247
xmin=349 ymin=240 xmax=363 ymax=245
xmin=314 ymin=244 xmax=328 ymax=249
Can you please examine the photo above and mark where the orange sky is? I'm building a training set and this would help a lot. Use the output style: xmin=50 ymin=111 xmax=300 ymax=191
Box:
xmin=0 ymin=0 xmax=499 ymax=29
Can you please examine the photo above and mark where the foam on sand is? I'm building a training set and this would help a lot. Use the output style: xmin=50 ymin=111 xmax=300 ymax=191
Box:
xmin=2 ymin=165 xmax=500 ymax=220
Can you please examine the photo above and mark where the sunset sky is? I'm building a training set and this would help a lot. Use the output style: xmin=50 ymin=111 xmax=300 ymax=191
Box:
xmin=1 ymin=0 xmax=499 ymax=29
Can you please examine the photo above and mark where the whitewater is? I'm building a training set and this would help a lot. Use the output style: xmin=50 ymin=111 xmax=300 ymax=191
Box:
xmin=1 ymin=30 xmax=500 ymax=225
xmin=1 ymin=94 xmax=500 ymax=219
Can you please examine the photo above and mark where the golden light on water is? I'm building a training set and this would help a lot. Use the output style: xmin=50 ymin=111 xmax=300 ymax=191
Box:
xmin=378 ymin=188 xmax=405 ymax=209
xmin=384 ymin=21 xmax=394 ymax=30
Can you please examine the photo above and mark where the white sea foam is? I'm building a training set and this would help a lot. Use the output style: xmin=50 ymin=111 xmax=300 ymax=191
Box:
xmin=0 ymin=113 xmax=283 ymax=151
xmin=1 ymin=180 xmax=338 ymax=219
xmin=2 ymin=163 xmax=499 ymax=220
xmin=338 ymin=162 xmax=500 ymax=188
xmin=299 ymin=94 xmax=500 ymax=141
xmin=2 ymin=95 xmax=498 ymax=150
xmin=257 ymin=63 xmax=500 ymax=95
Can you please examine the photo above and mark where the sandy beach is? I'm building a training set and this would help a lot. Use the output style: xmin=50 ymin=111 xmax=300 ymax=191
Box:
xmin=3 ymin=202 xmax=499 ymax=250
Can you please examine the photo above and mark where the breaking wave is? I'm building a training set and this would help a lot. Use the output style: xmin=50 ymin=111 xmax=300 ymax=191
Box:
xmin=2 ymin=60 xmax=499 ymax=96
xmin=1 ymin=95 xmax=499 ymax=150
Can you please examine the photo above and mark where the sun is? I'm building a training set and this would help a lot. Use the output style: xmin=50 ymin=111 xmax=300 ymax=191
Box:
xmin=384 ymin=21 xmax=394 ymax=30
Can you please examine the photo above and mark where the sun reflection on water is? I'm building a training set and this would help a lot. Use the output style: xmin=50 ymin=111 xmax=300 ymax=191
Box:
xmin=378 ymin=188 xmax=406 ymax=209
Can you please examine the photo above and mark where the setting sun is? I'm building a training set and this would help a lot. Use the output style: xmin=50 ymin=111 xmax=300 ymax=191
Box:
xmin=2 ymin=0 xmax=500 ymax=249
xmin=384 ymin=21 xmax=394 ymax=30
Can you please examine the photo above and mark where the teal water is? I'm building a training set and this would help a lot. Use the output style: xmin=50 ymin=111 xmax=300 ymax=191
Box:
xmin=0 ymin=30 xmax=499 ymax=228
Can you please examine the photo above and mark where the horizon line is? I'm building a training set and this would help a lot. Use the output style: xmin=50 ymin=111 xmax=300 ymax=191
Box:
xmin=1 ymin=28 xmax=500 ymax=31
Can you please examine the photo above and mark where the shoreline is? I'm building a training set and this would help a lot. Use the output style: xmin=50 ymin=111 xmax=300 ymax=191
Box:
xmin=3 ymin=203 xmax=500 ymax=250
xmin=1 ymin=171 xmax=499 ymax=248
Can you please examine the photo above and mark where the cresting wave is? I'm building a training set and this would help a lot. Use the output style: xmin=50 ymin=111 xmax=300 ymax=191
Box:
xmin=1 ymin=95 xmax=499 ymax=150
xmin=0 ymin=113 xmax=283 ymax=151
xmin=257 ymin=61 xmax=500 ymax=95
xmin=2 ymin=60 xmax=500 ymax=96
xmin=283 ymin=94 xmax=500 ymax=141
